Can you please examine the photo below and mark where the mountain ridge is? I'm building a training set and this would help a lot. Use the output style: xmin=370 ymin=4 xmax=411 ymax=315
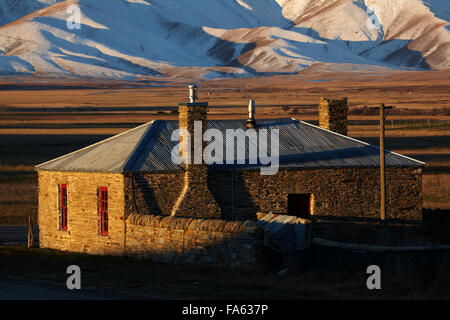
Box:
xmin=0 ymin=0 xmax=448 ymax=79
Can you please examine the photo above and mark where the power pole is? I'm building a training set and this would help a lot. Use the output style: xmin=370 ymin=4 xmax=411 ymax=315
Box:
xmin=371 ymin=104 xmax=393 ymax=243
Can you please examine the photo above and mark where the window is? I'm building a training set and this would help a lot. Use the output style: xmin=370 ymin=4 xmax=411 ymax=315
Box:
xmin=288 ymin=194 xmax=312 ymax=220
xmin=98 ymin=187 xmax=108 ymax=236
xmin=59 ymin=184 xmax=68 ymax=231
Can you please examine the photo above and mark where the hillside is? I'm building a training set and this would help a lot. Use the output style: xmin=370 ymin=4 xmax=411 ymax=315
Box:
xmin=0 ymin=0 xmax=448 ymax=79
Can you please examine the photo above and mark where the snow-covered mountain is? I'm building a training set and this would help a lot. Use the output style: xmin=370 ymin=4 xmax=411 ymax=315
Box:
xmin=0 ymin=0 xmax=62 ymax=26
xmin=0 ymin=0 xmax=448 ymax=79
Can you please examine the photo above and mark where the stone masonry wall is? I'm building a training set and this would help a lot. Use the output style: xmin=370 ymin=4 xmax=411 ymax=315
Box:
xmin=125 ymin=167 xmax=423 ymax=221
xmin=37 ymin=171 xmax=263 ymax=267
xmin=38 ymin=171 xmax=125 ymax=255
xmin=125 ymin=214 xmax=263 ymax=269
xmin=229 ymin=167 xmax=423 ymax=221
xmin=37 ymin=166 xmax=421 ymax=262
xmin=124 ymin=172 xmax=184 ymax=217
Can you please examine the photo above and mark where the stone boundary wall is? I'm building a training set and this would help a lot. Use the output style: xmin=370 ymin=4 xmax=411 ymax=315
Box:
xmin=125 ymin=214 xmax=264 ymax=269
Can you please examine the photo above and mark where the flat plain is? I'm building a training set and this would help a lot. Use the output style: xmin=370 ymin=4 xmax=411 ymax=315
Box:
xmin=0 ymin=68 xmax=449 ymax=224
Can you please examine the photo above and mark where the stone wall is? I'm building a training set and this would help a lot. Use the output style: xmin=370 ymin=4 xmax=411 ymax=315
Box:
xmin=37 ymin=166 xmax=422 ymax=263
xmin=37 ymin=171 xmax=125 ymax=255
xmin=319 ymin=97 xmax=348 ymax=135
xmin=228 ymin=167 xmax=422 ymax=221
xmin=125 ymin=214 xmax=263 ymax=269
xmin=125 ymin=167 xmax=423 ymax=221
xmin=37 ymin=171 xmax=263 ymax=267
xmin=125 ymin=172 xmax=184 ymax=216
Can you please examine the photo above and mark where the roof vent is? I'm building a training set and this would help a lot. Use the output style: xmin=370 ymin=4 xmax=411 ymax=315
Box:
xmin=246 ymin=99 xmax=256 ymax=129
xmin=188 ymin=84 xmax=197 ymax=103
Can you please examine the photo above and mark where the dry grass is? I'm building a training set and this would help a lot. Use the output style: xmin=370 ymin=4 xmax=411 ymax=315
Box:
xmin=0 ymin=71 xmax=448 ymax=224
xmin=0 ymin=128 xmax=128 ymax=135
xmin=0 ymin=165 xmax=35 ymax=171
xmin=0 ymin=69 xmax=448 ymax=109
xmin=0 ymin=173 xmax=37 ymax=225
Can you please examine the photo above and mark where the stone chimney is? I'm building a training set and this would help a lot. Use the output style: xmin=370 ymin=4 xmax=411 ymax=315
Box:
xmin=171 ymin=85 xmax=221 ymax=218
xmin=318 ymin=97 xmax=348 ymax=135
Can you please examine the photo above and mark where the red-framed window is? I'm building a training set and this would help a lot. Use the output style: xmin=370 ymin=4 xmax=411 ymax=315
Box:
xmin=98 ymin=187 xmax=108 ymax=236
xmin=59 ymin=184 xmax=68 ymax=231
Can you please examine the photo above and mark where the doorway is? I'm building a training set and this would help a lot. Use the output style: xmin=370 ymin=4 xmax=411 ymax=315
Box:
xmin=288 ymin=194 xmax=312 ymax=219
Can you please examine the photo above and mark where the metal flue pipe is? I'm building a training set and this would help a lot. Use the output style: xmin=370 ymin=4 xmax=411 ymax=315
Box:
xmin=246 ymin=99 xmax=256 ymax=128
xmin=188 ymin=84 xmax=197 ymax=103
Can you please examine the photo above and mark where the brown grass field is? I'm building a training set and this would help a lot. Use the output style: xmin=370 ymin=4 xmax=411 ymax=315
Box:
xmin=0 ymin=69 xmax=449 ymax=225
xmin=0 ymin=70 xmax=449 ymax=299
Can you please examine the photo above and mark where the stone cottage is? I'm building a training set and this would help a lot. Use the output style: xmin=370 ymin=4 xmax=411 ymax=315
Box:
xmin=35 ymin=91 xmax=424 ymax=268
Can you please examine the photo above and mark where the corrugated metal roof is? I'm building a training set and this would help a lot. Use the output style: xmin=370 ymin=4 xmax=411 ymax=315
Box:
xmin=34 ymin=122 xmax=153 ymax=173
xmin=35 ymin=118 xmax=424 ymax=173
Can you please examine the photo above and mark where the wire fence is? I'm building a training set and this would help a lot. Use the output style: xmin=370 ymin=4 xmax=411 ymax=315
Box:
xmin=350 ymin=119 xmax=450 ymax=131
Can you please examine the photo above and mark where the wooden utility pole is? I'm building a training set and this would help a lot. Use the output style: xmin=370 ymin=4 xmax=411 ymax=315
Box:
xmin=371 ymin=104 xmax=393 ymax=243
xmin=380 ymin=104 xmax=393 ymax=221
xmin=380 ymin=104 xmax=386 ymax=221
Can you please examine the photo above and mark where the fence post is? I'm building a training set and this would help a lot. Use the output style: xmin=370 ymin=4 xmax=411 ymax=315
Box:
xmin=27 ymin=215 xmax=33 ymax=248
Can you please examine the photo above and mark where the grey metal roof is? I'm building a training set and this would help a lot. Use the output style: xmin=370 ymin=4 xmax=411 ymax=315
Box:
xmin=34 ymin=122 xmax=153 ymax=173
xmin=35 ymin=118 xmax=424 ymax=173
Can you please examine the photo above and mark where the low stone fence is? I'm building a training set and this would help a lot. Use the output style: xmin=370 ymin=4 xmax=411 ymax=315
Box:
xmin=125 ymin=214 xmax=263 ymax=269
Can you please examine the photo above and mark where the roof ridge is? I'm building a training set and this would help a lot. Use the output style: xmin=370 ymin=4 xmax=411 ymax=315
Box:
xmin=294 ymin=118 xmax=425 ymax=166
xmin=35 ymin=121 xmax=154 ymax=171
xmin=34 ymin=118 xmax=425 ymax=173
xmin=123 ymin=120 xmax=159 ymax=172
